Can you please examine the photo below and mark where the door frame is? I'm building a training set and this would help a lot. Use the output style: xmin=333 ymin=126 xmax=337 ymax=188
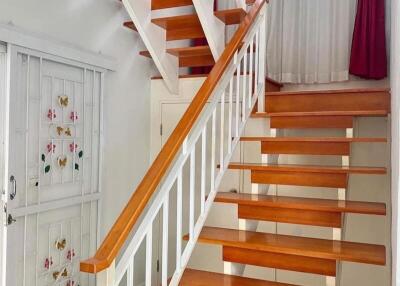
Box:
xmin=0 ymin=42 xmax=7 ymax=286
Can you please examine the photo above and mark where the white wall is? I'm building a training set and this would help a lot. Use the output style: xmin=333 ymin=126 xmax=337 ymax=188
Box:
xmin=391 ymin=0 xmax=400 ymax=284
xmin=0 ymin=0 xmax=155 ymax=239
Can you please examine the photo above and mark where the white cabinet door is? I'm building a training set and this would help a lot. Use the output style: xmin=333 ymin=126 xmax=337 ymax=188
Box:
xmin=5 ymin=45 xmax=102 ymax=286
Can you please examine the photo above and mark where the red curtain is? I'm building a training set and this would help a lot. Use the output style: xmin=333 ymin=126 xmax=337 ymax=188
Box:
xmin=349 ymin=0 xmax=387 ymax=79
xmin=190 ymin=1 xmax=218 ymax=75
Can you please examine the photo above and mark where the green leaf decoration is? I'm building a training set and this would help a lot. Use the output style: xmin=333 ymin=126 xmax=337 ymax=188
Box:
xmin=78 ymin=151 xmax=83 ymax=158
xmin=45 ymin=165 xmax=51 ymax=173
xmin=75 ymin=163 xmax=79 ymax=171
xmin=41 ymin=154 xmax=46 ymax=162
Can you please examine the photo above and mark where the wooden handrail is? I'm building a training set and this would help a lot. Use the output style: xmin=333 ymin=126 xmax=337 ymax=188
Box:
xmin=80 ymin=0 xmax=266 ymax=274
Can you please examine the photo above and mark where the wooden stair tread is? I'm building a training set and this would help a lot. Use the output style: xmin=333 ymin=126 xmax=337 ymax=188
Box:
xmin=140 ymin=46 xmax=211 ymax=57
xmin=152 ymin=9 xmax=246 ymax=29
xmin=214 ymin=192 xmax=386 ymax=215
xmin=252 ymin=110 xmax=389 ymax=118
xmin=227 ymin=163 xmax=387 ymax=174
xmin=266 ymin=88 xmax=390 ymax=96
xmin=186 ymin=227 xmax=386 ymax=266
xmin=152 ymin=0 xmax=192 ymax=10
xmin=240 ymin=136 xmax=387 ymax=143
xmin=215 ymin=8 xmax=247 ymax=25
xmin=140 ymin=46 xmax=214 ymax=67
xmin=123 ymin=21 xmax=137 ymax=32
xmin=179 ymin=269 xmax=297 ymax=286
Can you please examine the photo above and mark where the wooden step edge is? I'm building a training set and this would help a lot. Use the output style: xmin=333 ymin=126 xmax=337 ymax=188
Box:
xmin=152 ymin=8 xmax=247 ymax=28
xmin=226 ymin=163 xmax=387 ymax=175
xmin=180 ymin=269 xmax=298 ymax=286
xmin=151 ymin=73 xmax=272 ymax=80
xmin=265 ymin=88 xmax=391 ymax=96
xmin=151 ymin=74 xmax=208 ymax=80
xmin=151 ymin=0 xmax=193 ymax=10
xmin=167 ymin=45 xmax=211 ymax=57
xmin=251 ymin=110 xmax=389 ymax=118
xmin=184 ymin=227 xmax=386 ymax=266
xmin=214 ymin=192 xmax=386 ymax=215
xmin=152 ymin=14 xmax=199 ymax=29
xmin=139 ymin=50 xmax=151 ymax=58
xmin=140 ymin=46 xmax=211 ymax=58
xmin=214 ymin=8 xmax=247 ymax=25
xmin=240 ymin=136 xmax=388 ymax=143
xmin=123 ymin=21 xmax=137 ymax=32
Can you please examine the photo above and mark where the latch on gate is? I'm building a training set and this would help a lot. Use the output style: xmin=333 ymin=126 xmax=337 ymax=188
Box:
xmin=7 ymin=214 xmax=16 ymax=225
xmin=4 ymin=204 xmax=16 ymax=226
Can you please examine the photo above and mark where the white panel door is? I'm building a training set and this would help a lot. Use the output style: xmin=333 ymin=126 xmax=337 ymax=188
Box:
xmin=4 ymin=45 xmax=103 ymax=286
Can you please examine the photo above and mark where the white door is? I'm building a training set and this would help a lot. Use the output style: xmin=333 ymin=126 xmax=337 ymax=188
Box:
xmin=4 ymin=45 xmax=103 ymax=286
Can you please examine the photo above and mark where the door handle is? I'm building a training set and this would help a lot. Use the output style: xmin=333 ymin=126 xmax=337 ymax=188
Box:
xmin=9 ymin=175 xmax=16 ymax=200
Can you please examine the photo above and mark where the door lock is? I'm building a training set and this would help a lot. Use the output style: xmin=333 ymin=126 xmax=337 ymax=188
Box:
xmin=9 ymin=175 xmax=16 ymax=200
xmin=7 ymin=214 xmax=16 ymax=225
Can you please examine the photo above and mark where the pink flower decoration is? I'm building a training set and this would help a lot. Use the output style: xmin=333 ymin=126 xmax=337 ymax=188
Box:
xmin=44 ymin=257 xmax=53 ymax=270
xmin=69 ymin=143 xmax=78 ymax=153
xmin=47 ymin=143 xmax=56 ymax=154
xmin=67 ymin=249 xmax=76 ymax=261
xmin=47 ymin=109 xmax=56 ymax=120
xmin=70 ymin=111 xmax=78 ymax=122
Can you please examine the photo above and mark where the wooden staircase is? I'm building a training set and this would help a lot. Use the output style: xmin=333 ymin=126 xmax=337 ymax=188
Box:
xmin=84 ymin=1 xmax=389 ymax=285
xmin=122 ymin=0 xmax=250 ymax=73
xmin=180 ymin=82 xmax=389 ymax=284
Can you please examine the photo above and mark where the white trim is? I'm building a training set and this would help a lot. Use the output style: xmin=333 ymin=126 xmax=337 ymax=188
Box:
xmin=10 ymin=193 xmax=101 ymax=218
xmin=0 ymin=23 xmax=116 ymax=71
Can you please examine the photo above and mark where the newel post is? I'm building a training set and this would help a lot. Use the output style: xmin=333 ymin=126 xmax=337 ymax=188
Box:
xmin=97 ymin=260 xmax=116 ymax=286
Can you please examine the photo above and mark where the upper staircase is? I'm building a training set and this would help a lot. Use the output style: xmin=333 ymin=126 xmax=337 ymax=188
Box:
xmin=80 ymin=0 xmax=390 ymax=285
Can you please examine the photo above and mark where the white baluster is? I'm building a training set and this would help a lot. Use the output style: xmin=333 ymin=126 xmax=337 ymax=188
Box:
xmin=127 ymin=258 xmax=134 ymax=286
xmin=211 ymin=110 xmax=217 ymax=192
xmin=258 ymin=16 xmax=266 ymax=112
xmin=162 ymin=194 xmax=169 ymax=286
xmin=255 ymin=30 xmax=259 ymax=98
xmin=235 ymin=52 xmax=241 ymax=137
xmin=248 ymin=37 xmax=254 ymax=107
xmin=145 ymin=229 xmax=152 ymax=286
xmin=176 ymin=170 xmax=183 ymax=270
xmin=220 ymin=91 xmax=225 ymax=171
xmin=201 ymin=127 xmax=207 ymax=215
xmin=189 ymin=149 xmax=196 ymax=239
xmin=228 ymin=77 xmax=234 ymax=153
xmin=242 ymin=51 xmax=248 ymax=122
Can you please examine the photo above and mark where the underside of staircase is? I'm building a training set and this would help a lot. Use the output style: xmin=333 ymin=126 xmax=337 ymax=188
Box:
xmin=80 ymin=1 xmax=390 ymax=285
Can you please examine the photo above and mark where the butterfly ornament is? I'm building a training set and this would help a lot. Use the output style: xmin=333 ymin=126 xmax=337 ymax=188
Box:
xmin=57 ymin=156 xmax=68 ymax=169
xmin=58 ymin=95 xmax=69 ymax=108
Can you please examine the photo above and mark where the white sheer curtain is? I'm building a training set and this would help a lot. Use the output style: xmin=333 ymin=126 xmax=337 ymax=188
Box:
xmin=266 ymin=0 xmax=357 ymax=84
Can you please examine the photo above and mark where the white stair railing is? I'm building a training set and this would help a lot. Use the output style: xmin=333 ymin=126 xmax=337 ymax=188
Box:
xmin=80 ymin=1 xmax=267 ymax=285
